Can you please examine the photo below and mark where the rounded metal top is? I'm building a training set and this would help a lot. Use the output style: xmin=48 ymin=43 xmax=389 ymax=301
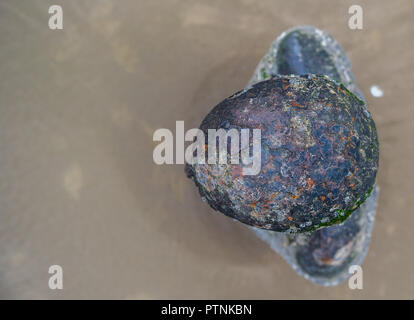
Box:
xmin=188 ymin=75 xmax=379 ymax=232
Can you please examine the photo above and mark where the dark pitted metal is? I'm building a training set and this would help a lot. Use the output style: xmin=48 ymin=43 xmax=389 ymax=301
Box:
xmin=277 ymin=29 xmax=342 ymax=82
xmin=187 ymin=74 xmax=378 ymax=233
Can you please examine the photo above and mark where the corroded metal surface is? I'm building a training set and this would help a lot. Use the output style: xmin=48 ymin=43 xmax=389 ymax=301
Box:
xmin=187 ymin=25 xmax=380 ymax=286
xmin=187 ymin=74 xmax=378 ymax=233
xmin=248 ymin=26 xmax=379 ymax=286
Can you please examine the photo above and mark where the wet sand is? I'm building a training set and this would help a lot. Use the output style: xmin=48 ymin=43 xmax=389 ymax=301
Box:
xmin=0 ymin=0 xmax=413 ymax=298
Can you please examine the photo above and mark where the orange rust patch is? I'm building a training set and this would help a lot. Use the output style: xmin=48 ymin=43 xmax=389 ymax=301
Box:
xmin=337 ymin=85 xmax=347 ymax=95
xmin=269 ymin=192 xmax=278 ymax=199
xmin=306 ymin=177 xmax=314 ymax=190
xmin=320 ymin=256 xmax=333 ymax=265
xmin=296 ymin=185 xmax=306 ymax=193
xmin=290 ymin=101 xmax=304 ymax=108
xmin=347 ymin=130 xmax=353 ymax=142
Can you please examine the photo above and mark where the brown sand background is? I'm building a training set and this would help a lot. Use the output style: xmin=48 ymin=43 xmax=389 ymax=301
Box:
xmin=0 ymin=0 xmax=413 ymax=299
